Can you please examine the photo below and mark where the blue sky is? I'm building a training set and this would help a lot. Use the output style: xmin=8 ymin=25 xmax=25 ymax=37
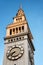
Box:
xmin=0 ymin=0 xmax=43 ymax=65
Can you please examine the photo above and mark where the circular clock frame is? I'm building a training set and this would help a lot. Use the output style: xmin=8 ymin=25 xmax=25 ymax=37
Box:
xmin=6 ymin=45 xmax=24 ymax=61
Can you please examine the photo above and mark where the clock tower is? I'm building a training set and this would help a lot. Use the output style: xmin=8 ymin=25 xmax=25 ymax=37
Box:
xmin=3 ymin=8 xmax=35 ymax=65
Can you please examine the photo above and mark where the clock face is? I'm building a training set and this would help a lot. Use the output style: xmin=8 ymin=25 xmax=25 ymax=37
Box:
xmin=6 ymin=45 xmax=24 ymax=60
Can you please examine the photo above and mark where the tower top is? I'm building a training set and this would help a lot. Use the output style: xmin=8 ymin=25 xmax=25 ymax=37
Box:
xmin=5 ymin=8 xmax=33 ymax=41
xmin=16 ymin=8 xmax=24 ymax=16
xmin=13 ymin=7 xmax=26 ymax=23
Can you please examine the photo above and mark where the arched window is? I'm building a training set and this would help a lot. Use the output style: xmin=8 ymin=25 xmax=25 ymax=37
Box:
xmin=16 ymin=28 xmax=18 ymax=33
xmin=22 ymin=26 xmax=24 ymax=32
xmin=13 ymin=28 xmax=15 ymax=34
xmin=10 ymin=29 xmax=12 ymax=35
xmin=19 ymin=27 xmax=21 ymax=32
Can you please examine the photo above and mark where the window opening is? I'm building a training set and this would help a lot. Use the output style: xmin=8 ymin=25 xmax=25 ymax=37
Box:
xmin=11 ymin=39 xmax=13 ymax=42
xmin=8 ymin=39 xmax=10 ymax=42
xmin=16 ymin=28 xmax=18 ymax=33
xmin=22 ymin=26 xmax=24 ymax=32
xmin=10 ymin=29 xmax=12 ymax=35
xmin=14 ymin=38 xmax=15 ymax=41
xmin=16 ymin=37 xmax=18 ymax=40
xmin=19 ymin=37 xmax=21 ymax=40
xmin=14 ymin=64 xmax=16 ymax=65
xmin=19 ymin=27 xmax=21 ymax=32
xmin=13 ymin=28 xmax=15 ymax=34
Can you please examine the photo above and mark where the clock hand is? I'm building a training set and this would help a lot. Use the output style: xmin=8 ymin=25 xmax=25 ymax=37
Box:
xmin=7 ymin=51 xmax=16 ymax=57
xmin=11 ymin=51 xmax=16 ymax=55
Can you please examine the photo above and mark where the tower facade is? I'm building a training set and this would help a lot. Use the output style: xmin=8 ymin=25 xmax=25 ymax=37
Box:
xmin=3 ymin=8 xmax=35 ymax=65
